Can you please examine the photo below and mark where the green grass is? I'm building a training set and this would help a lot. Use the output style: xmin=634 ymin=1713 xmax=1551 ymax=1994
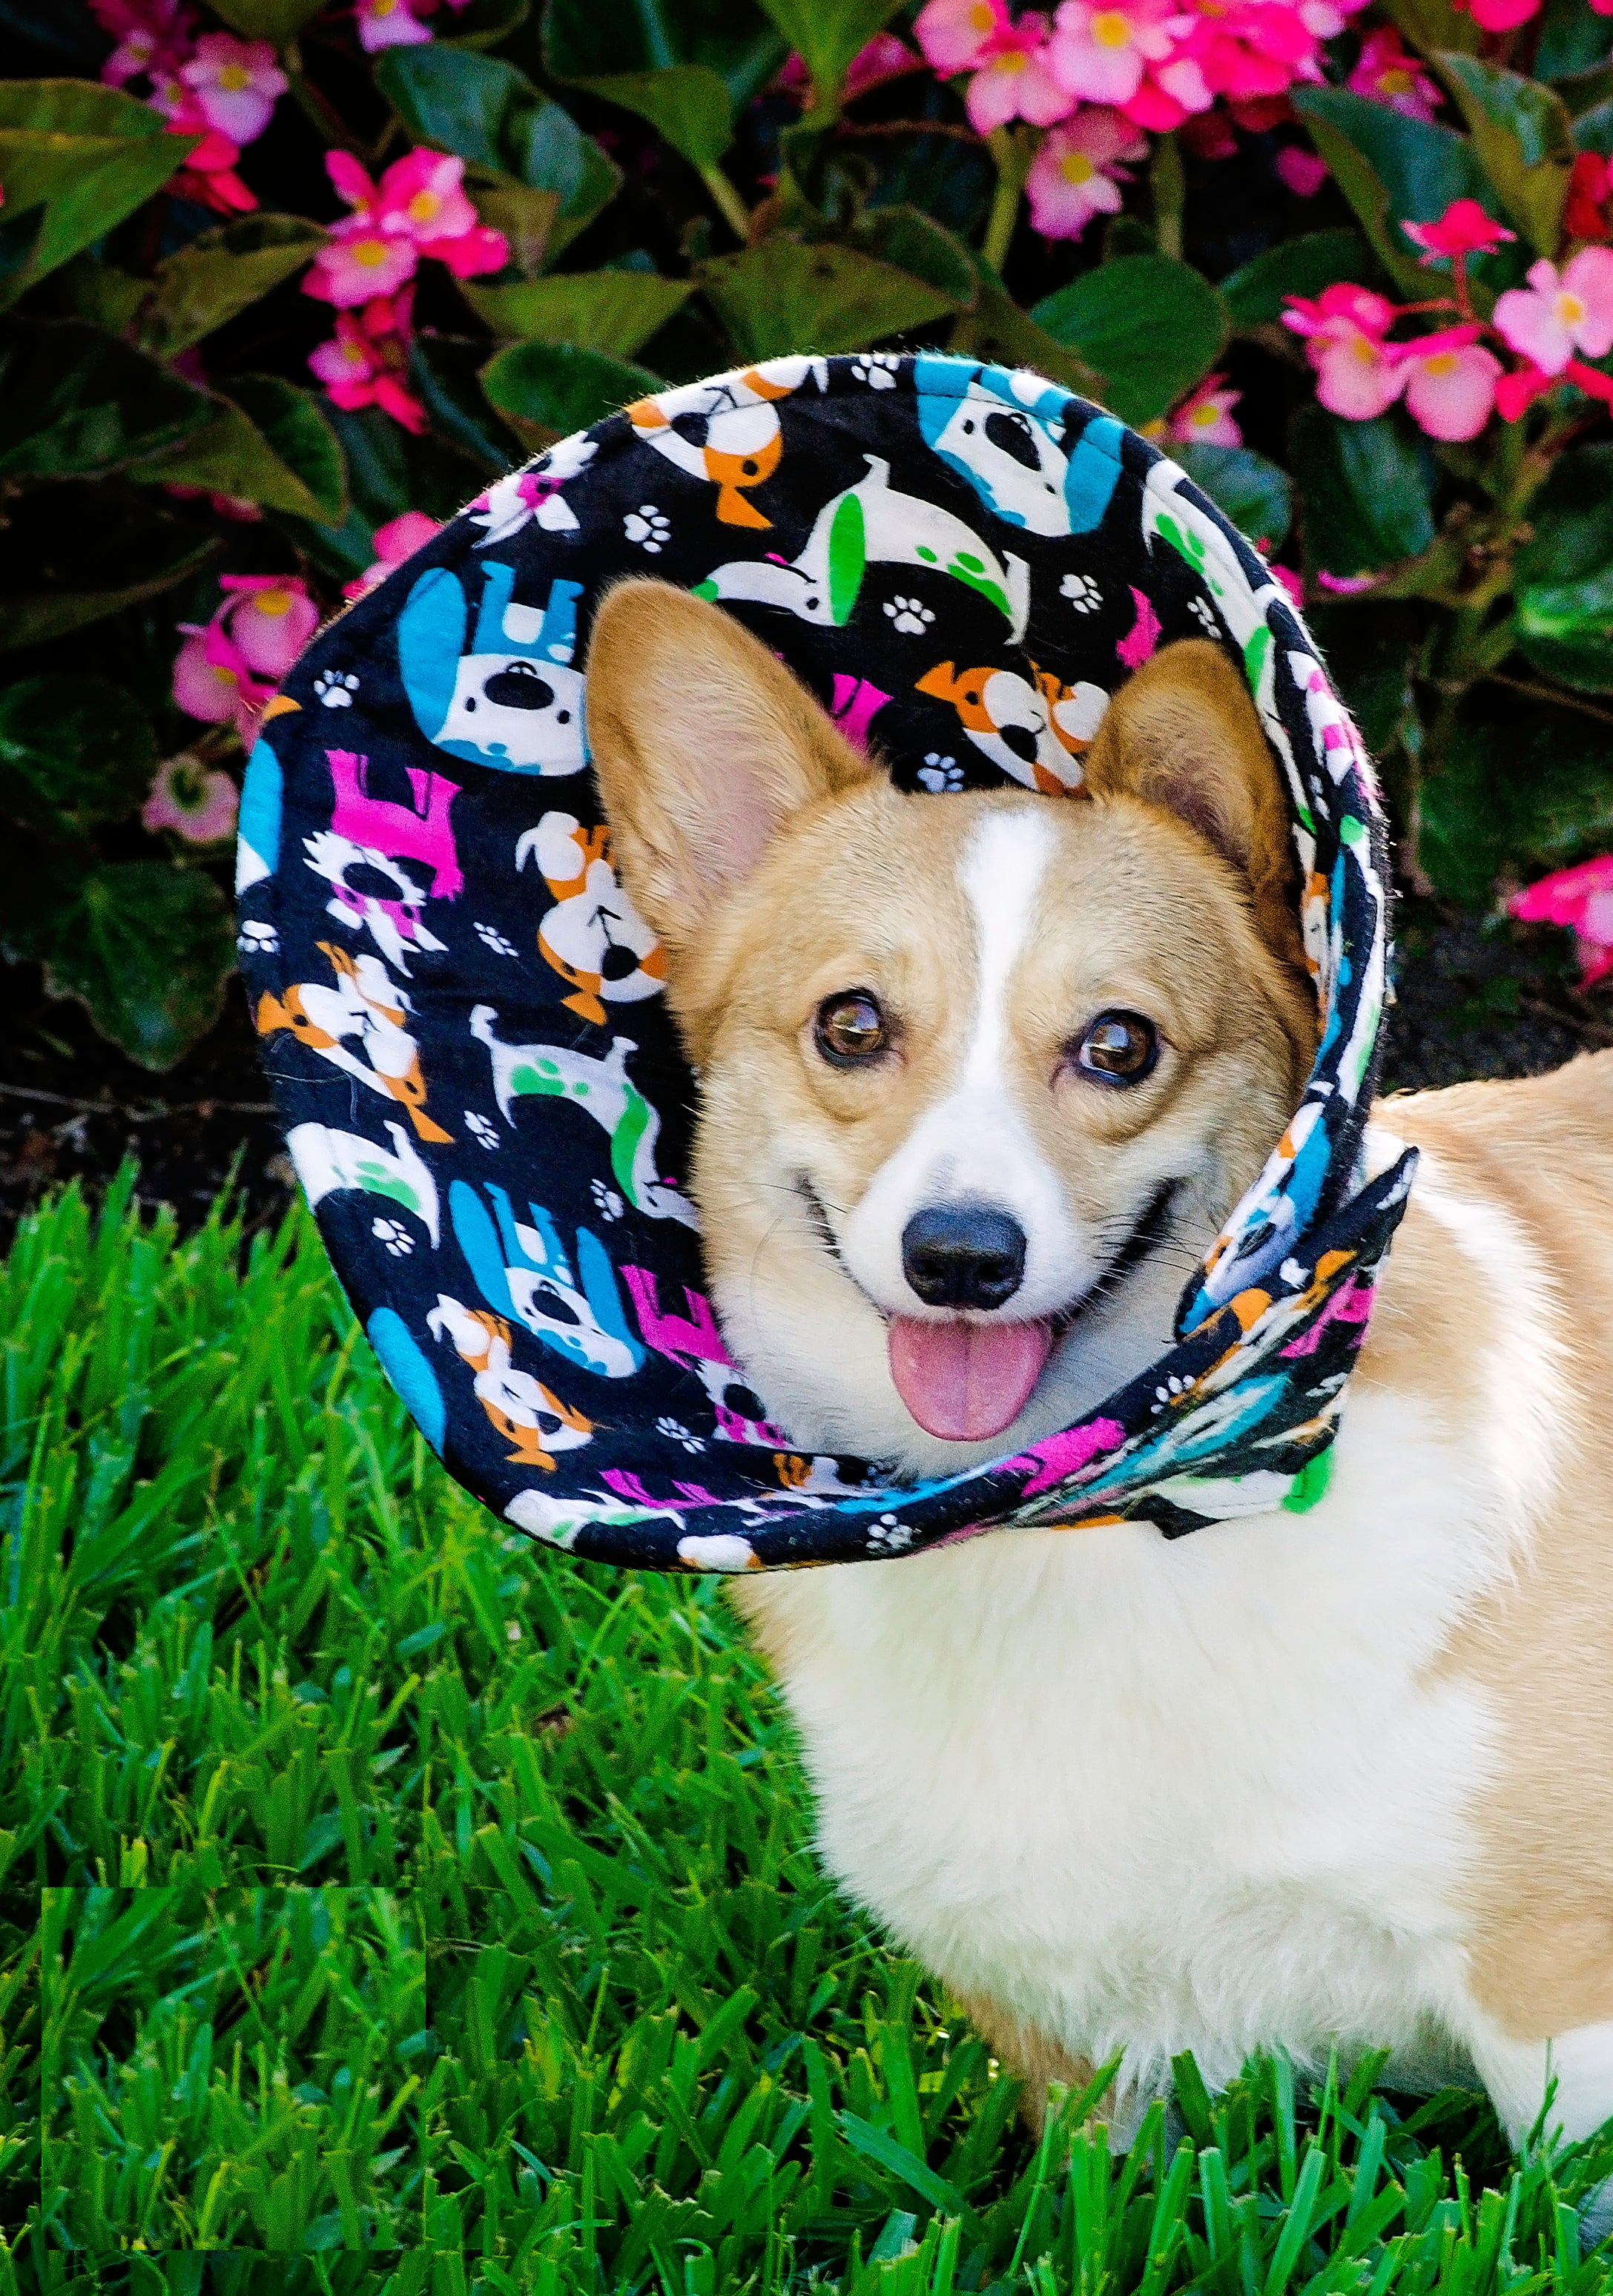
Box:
xmin=4 ymin=1170 xmax=1613 ymax=2291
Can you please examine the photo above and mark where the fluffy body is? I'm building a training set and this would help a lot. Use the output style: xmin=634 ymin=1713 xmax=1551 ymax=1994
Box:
xmin=587 ymin=581 xmax=1613 ymax=2151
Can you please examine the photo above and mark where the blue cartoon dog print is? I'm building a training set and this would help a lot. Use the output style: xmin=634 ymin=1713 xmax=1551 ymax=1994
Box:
xmin=398 ymin=560 xmax=587 ymax=775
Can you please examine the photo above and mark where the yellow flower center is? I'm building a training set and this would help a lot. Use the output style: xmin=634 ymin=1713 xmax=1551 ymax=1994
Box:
xmin=219 ymin=62 xmax=250 ymax=89
xmin=408 ymin=189 xmax=441 ymax=222
xmin=1349 ymin=334 xmax=1382 ymax=364
xmin=1559 ymin=291 xmax=1587 ymax=326
xmin=375 ymin=0 xmax=398 ymax=13
xmin=354 ymin=236 xmax=389 ymax=266
xmin=1422 ymin=351 xmax=1458 ymax=375
xmin=257 ymin=590 xmax=293 ymax=617
xmin=993 ymin=47 xmax=1029 ymax=70
xmin=1189 ymin=399 xmax=1218 ymax=426
xmin=1379 ymin=67 xmax=1413 ymax=93
xmin=1092 ymin=10 xmax=1132 ymax=44
xmin=343 ymin=342 xmax=368 ymax=366
xmin=970 ymin=0 xmax=994 ymax=23
xmin=1061 ymin=150 xmax=1097 ymax=183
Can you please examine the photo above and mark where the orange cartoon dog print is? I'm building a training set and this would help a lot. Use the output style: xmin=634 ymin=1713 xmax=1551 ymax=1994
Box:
xmin=516 ymin=811 xmax=664 ymax=1026
xmin=624 ymin=357 xmax=828 ymax=530
xmin=426 ymin=1293 xmax=593 ymax=1471
xmin=255 ymin=941 xmax=452 ymax=1142
xmin=914 ymin=659 xmax=1109 ymax=794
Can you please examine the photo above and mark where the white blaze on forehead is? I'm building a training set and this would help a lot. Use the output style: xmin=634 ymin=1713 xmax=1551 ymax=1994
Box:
xmin=837 ymin=804 xmax=1097 ymax=1321
xmin=957 ymin=807 xmax=1055 ymax=1091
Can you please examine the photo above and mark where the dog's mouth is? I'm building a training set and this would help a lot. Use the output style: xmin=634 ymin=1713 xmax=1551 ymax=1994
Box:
xmin=797 ymin=1177 xmax=1181 ymax=1445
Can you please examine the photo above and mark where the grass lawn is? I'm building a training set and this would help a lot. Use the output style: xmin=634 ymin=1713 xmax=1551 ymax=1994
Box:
xmin=4 ymin=1172 xmax=1612 ymax=2291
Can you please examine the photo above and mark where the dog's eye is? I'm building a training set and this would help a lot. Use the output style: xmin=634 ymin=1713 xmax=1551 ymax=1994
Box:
xmin=814 ymin=991 xmax=887 ymax=1066
xmin=1074 ymin=1010 xmax=1158 ymax=1085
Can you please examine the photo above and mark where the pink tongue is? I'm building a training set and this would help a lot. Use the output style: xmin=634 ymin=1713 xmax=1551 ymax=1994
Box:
xmin=888 ymin=1316 xmax=1053 ymax=1442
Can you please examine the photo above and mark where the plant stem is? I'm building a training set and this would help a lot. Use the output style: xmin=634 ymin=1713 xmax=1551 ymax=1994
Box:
xmin=981 ymin=126 xmax=1028 ymax=275
xmin=700 ymin=162 xmax=753 ymax=244
xmin=283 ymin=39 xmax=367 ymax=159
xmin=1150 ymin=132 xmax=1184 ymax=261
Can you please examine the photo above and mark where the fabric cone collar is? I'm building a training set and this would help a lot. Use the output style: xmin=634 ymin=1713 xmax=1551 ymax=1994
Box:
xmin=239 ymin=353 xmax=1416 ymax=1574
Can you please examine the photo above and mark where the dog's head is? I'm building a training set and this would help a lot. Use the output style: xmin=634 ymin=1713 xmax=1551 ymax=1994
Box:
xmin=586 ymin=582 xmax=1318 ymax=1479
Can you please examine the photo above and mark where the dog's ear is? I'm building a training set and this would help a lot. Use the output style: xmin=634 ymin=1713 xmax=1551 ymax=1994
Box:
xmin=1081 ymin=639 xmax=1305 ymax=978
xmin=586 ymin=579 xmax=874 ymax=958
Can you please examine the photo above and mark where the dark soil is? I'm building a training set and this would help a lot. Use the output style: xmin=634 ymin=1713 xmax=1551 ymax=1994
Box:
xmin=2 ymin=903 xmax=1609 ymax=1251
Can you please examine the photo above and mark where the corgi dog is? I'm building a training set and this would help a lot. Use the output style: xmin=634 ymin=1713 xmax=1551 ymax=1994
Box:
xmin=585 ymin=578 xmax=1613 ymax=2157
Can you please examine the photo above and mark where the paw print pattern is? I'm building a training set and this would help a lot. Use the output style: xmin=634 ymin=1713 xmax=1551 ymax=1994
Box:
xmin=464 ymin=1111 xmax=499 ymax=1150
xmin=624 ymin=505 xmax=670 ymax=553
xmin=1188 ymin=595 xmax=1221 ymax=638
xmin=851 ymin=353 xmax=900 ymax=389
xmin=314 ymin=670 xmax=359 ymax=708
xmin=474 ymin=922 xmax=517 ymax=957
xmin=867 ymin=1513 xmax=915 ymax=1554
xmin=1061 ymin=572 xmax=1103 ymax=613
xmin=237 ymin=919 xmax=278 ymax=954
xmin=590 ymin=1179 xmax=624 ymax=1222
xmin=883 ymin=595 xmax=935 ymax=636
xmin=917 ymin=753 xmax=963 ymax=793
xmin=656 ymin=1415 xmax=706 ymax=1453
xmin=372 ymin=1217 xmax=415 ymax=1256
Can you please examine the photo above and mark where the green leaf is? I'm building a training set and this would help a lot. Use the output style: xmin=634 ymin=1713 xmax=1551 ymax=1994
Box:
xmin=1575 ymin=95 xmax=1613 ymax=154
xmin=461 ymin=271 xmax=693 ymax=355
xmin=0 ymin=81 xmax=195 ymax=307
xmin=963 ymin=260 xmax=1104 ymax=398
xmin=840 ymin=2112 xmax=966 ymax=2214
xmin=132 ymin=377 xmax=348 ymax=526
xmin=1290 ymin=405 xmax=1436 ymax=580
xmin=753 ymin=0 xmax=906 ymax=112
xmin=0 ymin=489 xmax=219 ymax=650
xmin=1030 ymin=254 xmax=1227 ymax=428
xmin=1221 ymin=228 xmax=1379 ymax=329
xmin=1435 ymin=53 xmax=1573 ymax=255
xmin=1535 ymin=0 xmax=1613 ymax=84
xmin=542 ymin=0 xmax=788 ymax=107
xmin=0 ymin=318 xmax=208 ymax=483
xmin=851 ymin=205 xmax=979 ymax=311
xmin=439 ymin=0 xmax=532 ymax=45
xmin=466 ymin=178 xmax=560 ymax=277
xmin=0 ymin=676 xmax=155 ymax=835
xmin=136 ymin=215 xmax=327 ymax=360
xmin=481 ymin=340 xmax=663 ymax=446
xmin=1515 ymin=441 xmax=1613 ymax=690
xmin=699 ymin=237 xmax=960 ymax=363
xmin=375 ymin=49 xmax=621 ymax=260
xmin=1290 ymin=88 xmax=1493 ymax=296
xmin=1175 ymin=443 xmax=1293 ymax=550
xmin=42 ymin=860 xmax=237 ymax=1071
xmin=412 ymin=336 xmax=528 ymax=470
xmin=1423 ymin=696 xmax=1613 ymax=902
xmin=1380 ymin=0 xmax=1480 ymax=56
xmin=569 ymin=66 xmax=736 ymax=171
xmin=205 ymin=0 xmax=326 ymax=38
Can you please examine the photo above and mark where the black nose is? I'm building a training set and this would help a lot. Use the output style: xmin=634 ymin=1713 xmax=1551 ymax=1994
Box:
xmin=901 ymin=1204 xmax=1026 ymax=1310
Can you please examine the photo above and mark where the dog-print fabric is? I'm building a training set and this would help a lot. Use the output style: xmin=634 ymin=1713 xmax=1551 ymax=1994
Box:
xmin=240 ymin=353 xmax=1416 ymax=1570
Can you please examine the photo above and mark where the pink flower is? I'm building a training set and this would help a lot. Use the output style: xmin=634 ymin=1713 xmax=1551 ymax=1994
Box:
xmin=93 ymin=0 xmax=195 ymax=90
xmin=142 ymin=752 xmax=239 ymax=845
xmin=163 ymin=100 xmax=256 ymax=214
xmin=1348 ymin=27 xmax=1439 ymax=119
xmin=1452 ymin=0 xmax=1540 ymax=30
xmin=1026 ymin=106 xmax=1146 ymax=237
xmin=215 ymin=574 xmax=319 ymax=680
xmin=1167 ymin=371 xmax=1243 ymax=444
xmin=779 ymin=31 xmax=922 ymax=101
xmin=375 ymin=150 xmax=479 ymax=248
xmin=914 ymin=0 xmax=1006 ymax=74
xmin=1269 ymin=561 xmax=1305 ymax=607
xmin=345 ymin=511 xmax=442 ymax=600
xmin=1275 ymin=145 xmax=1327 ymax=196
xmin=961 ymin=10 xmax=1075 ymax=130
xmin=304 ymin=148 xmax=506 ymax=306
xmin=1393 ymin=326 xmax=1502 ymax=441
xmin=1049 ymin=0 xmax=1191 ymax=110
xmin=306 ymin=218 xmax=418 ymax=307
xmin=1508 ymin=857 xmax=1613 ymax=986
xmin=1402 ymin=197 xmax=1514 ymax=265
xmin=358 ymin=0 xmax=435 ymax=46
xmin=1566 ymin=151 xmax=1612 ymax=245
xmin=179 ymin=32 xmax=285 ymax=145
xmin=309 ymin=291 xmax=426 ymax=432
xmin=1283 ymin=283 xmax=1405 ymax=420
xmin=1494 ymin=248 xmax=1613 ymax=375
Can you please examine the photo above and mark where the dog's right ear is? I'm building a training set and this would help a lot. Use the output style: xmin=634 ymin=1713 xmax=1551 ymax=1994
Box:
xmin=585 ymin=579 xmax=874 ymax=962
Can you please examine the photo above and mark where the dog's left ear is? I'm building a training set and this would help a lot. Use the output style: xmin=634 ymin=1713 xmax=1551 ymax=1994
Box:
xmin=585 ymin=578 xmax=874 ymax=964
xmin=1081 ymin=639 xmax=1305 ymax=979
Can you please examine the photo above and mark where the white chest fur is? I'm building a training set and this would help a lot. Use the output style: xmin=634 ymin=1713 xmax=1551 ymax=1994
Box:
xmin=742 ymin=1377 xmax=1525 ymax=2117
